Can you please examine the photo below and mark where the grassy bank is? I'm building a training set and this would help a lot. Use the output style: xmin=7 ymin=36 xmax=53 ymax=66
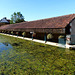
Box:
xmin=0 ymin=34 xmax=75 ymax=75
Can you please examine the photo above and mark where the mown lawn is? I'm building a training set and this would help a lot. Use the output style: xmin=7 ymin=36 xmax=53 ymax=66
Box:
xmin=0 ymin=34 xmax=75 ymax=75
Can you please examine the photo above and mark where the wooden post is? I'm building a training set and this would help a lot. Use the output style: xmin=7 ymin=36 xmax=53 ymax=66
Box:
xmin=44 ymin=33 xmax=46 ymax=43
xmin=16 ymin=32 xmax=18 ymax=37
xmin=32 ymin=33 xmax=33 ymax=40
xmin=22 ymin=32 xmax=25 ymax=38
xmin=17 ymin=33 xmax=18 ymax=37
xmin=22 ymin=34 xmax=24 ymax=39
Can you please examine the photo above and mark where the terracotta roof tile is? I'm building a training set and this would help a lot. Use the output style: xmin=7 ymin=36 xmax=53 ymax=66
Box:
xmin=0 ymin=14 xmax=75 ymax=30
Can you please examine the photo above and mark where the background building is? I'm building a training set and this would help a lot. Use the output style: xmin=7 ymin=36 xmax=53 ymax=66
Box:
xmin=0 ymin=17 xmax=10 ymax=26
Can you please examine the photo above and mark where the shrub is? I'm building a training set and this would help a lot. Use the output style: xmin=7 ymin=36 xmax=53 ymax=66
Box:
xmin=47 ymin=34 xmax=53 ymax=39
xmin=58 ymin=35 xmax=65 ymax=39
xmin=4 ymin=31 xmax=6 ymax=33
xmin=32 ymin=33 xmax=36 ymax=37
xmin=7 ymin=31 xmax=10 ymax=33
xmin=11 ymin=31 xmax=13 ymax=34
xmin=22 ymin=32 xmax=26 ymax=36
xmin=16 ymin=32 xmax=18 ymax=34
xmin=2 ymin=31 xmax=4 ymax=33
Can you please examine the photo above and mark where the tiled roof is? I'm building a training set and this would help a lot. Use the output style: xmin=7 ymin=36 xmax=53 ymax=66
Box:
xmin=0 ymin=17 xmax=10 ymax=23
xmin=0 ymin=14 xmax=75 ymax=30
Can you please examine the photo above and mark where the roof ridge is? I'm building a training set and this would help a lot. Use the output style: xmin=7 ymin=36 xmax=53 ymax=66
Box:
xmin=0 ymin=13 xmax=75 ymax=29
xmin=24 ymin=13 xmax=75 ymax=23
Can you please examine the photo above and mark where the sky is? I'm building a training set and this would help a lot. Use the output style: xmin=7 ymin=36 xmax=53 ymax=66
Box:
xmin=0 ymin=0 xmax=75 ymax=21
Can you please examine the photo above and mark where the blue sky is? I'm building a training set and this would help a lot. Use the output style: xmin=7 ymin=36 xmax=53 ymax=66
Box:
xmin=0 ymin=0 xmax=75 ymax=21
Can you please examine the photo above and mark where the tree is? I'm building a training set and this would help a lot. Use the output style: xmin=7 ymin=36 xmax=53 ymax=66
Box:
xmin=10 ymin=12 xmax=25 ymax=24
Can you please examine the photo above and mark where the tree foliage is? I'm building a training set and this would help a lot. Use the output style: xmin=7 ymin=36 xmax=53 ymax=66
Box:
xmin=10 ymin=12 xmax=25 ymax=24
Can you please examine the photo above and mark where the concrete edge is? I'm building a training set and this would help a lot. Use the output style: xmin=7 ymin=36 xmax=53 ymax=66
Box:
xmin=0 ymin=33 xmax=66 ymax=48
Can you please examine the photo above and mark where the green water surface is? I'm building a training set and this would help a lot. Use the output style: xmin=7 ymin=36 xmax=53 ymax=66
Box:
xmin=0 ymin=34 xmax=75 ymax=75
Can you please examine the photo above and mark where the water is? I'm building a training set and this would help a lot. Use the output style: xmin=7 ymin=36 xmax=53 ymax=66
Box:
xmin=0 ymin=42 xmax=12 ymax=52
xmin=0 ymin=34 xmax=74 ymax=75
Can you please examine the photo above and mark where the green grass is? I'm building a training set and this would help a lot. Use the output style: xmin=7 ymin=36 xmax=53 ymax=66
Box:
xmin=0 ymin=34 xmax=75 ymax=75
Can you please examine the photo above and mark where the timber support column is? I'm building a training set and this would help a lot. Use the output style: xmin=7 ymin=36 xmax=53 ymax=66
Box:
xmin=32 ymin=33 xmax=33 ymax=40
xmin=44 ymin=33 xmax=47 ymax=43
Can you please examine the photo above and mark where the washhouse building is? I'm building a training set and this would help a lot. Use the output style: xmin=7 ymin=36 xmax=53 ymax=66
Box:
xmin=0 ymin=14 xmax=75 ymax=46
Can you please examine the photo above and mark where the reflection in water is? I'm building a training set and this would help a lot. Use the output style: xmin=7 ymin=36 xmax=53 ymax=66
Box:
xmin=3 ymin=42 xmax=9 ymax=46
xmin=0 ymin=42 xmax=13 ymax=52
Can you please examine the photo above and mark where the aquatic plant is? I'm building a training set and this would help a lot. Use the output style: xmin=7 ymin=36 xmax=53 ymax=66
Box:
xmin=0 ymin=34 xmax=74 ymax=75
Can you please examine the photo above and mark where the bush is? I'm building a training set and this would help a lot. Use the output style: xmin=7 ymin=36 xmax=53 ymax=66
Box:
xmin=7 ymin=31 xmax=10 ymax=33
xmin=32 ymin=33 xmax=36 ymax=37
xmin=22 ymin=32 xmax=26 ymax=36
xmin=11 ymin=31 xmax=13 ymax=34
xmin=47 ymin=34 xmax=53 ymax=39
xmin=16 ymin=32 xmax=18 ymax=34
xmin=4 ymin=31 xmax=6 ymax=33
xmin=2 ymin=31 xmax=4 ymax=33
xmin=58 ymin=35 xmax=65 ymax=39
